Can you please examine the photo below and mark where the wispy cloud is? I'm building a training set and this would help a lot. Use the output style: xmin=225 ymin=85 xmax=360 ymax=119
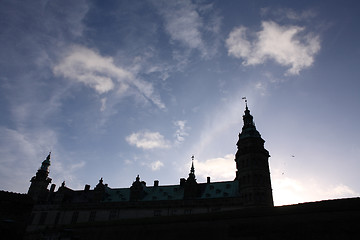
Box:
xmin=154 ymin=0 xmax=204 ymax=51
xmin=260 ymin=7 xmax=317 ymax=22
xmin=152 ymin=0 xmax=221 ymax=58
xmin=150 ymin=160 xmax=164 ymax=171
xmin=226 ymin=21 xmax=320 ymax=75
xmin=51 ymin=157 xmax=86 ymax=190
xmin=53 ymin=45 xmax=165 ymax=109
xmin=126 ymin=130 xmax=170 ymax=150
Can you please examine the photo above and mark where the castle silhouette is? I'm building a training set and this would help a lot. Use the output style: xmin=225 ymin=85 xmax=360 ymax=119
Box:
xmin=1 ymin=104 xmax=359 ymax=239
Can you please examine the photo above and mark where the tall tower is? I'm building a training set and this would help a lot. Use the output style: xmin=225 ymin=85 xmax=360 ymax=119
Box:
xmin=28 ymin=153 xmax=52 ymax=202
xmin=235 ymin=103 xmax=273 ymax=207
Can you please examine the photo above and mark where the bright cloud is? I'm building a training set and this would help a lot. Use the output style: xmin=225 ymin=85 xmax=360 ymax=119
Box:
xmin=226 ymin=21 xmax=320 ymax=75
xmin=151 ymin=160 xmax=164 ymax=171
xmin=53 ymin=45 xmax=165 ymax=109
xmin=126 ymin=131 xmax=170 ymax=150
xmin=272 ymin=169 xmax=359 ymax=206
xmin=194 ymin=154 xmax=236 ymax=181
xmin=174 ymin=120 xmax=189 ymax=144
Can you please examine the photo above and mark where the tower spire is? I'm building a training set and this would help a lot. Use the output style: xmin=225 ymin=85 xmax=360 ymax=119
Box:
xmin=239 ymin=100 xmax=260 ymax=139
xmin=235 ymin=101 xmax=273 ymax=207
xmin=190 ymin=155 xmax=195 ymax=175
xmin=187 ymin=156 xmax=196 ymax=182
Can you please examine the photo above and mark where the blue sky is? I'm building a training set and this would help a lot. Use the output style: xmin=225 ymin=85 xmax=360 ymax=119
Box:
xmin=1 ymin=0 xmax=360 ymax=206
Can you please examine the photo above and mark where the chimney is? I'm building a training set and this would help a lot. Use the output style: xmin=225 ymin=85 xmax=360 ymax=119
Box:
xmin=180 ymin=178 xmax=186 ymax=187
xmin=50 ymin=184 xmax=56 ymax=193
xmin=84 ymin=184 xmax=90 ymax=191
xmin=154 ymin=180 xmax=159 ymax=187
xmin=207 ymin=177 xmax=210 ymax=184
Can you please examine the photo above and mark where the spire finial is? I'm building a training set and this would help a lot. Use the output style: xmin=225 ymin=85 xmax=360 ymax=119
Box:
xmin=242 ymin=97 xmax=248 ymax=110
xmin=190 ymin=155 xmax=195 ymax=175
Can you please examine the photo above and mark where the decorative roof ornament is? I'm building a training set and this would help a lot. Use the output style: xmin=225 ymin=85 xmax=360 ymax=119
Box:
xmin=242 ymin=96 xmax=247 ymax=106
xmin=239 ymin=98 xmax=261 ymax=139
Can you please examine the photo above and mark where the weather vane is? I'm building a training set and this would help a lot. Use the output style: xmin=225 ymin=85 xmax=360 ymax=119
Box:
xmin=242 ymin=96 xmax=247 ymax=103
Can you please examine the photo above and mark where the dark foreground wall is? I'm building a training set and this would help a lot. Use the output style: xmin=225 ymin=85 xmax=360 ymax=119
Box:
xmin=0 ymin=191 xmax=33 ymax=240
xmin=25 ymin=198 xmax=360 ymax=240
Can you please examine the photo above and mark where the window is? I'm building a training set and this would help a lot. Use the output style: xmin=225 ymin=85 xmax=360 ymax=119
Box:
xmin=39 ymin=212 xmax=47 ymax=225
xmin=89 ymin=211 xmax=96 ymax=222
xmin=54 ymin=212 xmax=61 ymax=225
xmin=154 ymin=210 xmax=162 ymax=216
xmin=109 ymin=210 xmax=117 ymax=220
xmin=29 ymin=213 xmax=35 ymax=225
xmin=184 ymin=209 xmax=192 ymax=215
xmin=71 ymin=211 xmax=79 ymax=224
xmin=170 ymin=209 xmax=177 ymax=216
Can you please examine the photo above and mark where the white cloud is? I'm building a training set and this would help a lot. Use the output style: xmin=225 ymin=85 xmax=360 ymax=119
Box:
xmin=174 ymin=120 xmax=189 ymax=144
xmin=151 ymin=160 xmax=164 ymax=171
xmin=194 ymin=154 xmax=236 ymax=181
xmin=226 ymin=21 xmax=320 ymax=75
xmin=53 ymin=45 xmax=165 ymax=109
xmin=126 ymin=130 xmax=170 ymax=150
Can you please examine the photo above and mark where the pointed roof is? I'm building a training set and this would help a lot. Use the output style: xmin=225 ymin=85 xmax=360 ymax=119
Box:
xmin=239 ymin=102 xmax=261 ymax=140
xmin=40 ymin=152 xmax=51 ymax=172
xmin=187 ymin=156 xmax=196 ymax=182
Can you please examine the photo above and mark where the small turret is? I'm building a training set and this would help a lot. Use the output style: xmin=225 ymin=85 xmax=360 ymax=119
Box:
xmin=130 ymin=175 xmax=146 ymax=201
